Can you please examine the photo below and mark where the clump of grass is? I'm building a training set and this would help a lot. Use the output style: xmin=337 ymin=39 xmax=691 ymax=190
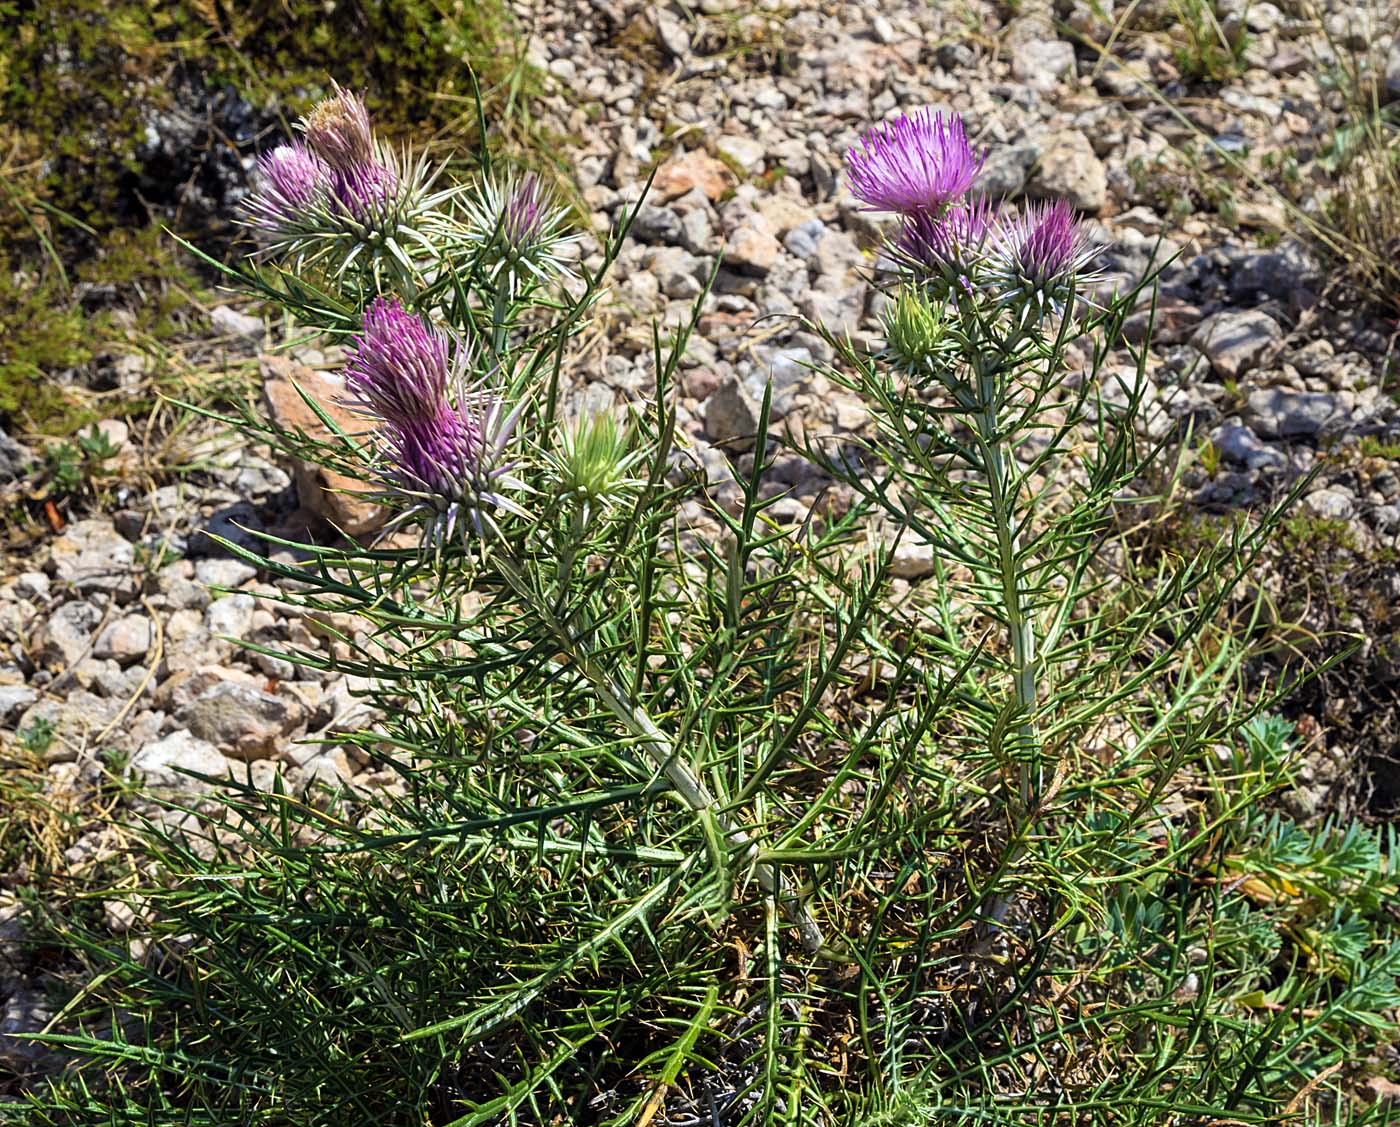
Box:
xmin=1316 ymin=114 xmax=1400 ymax=313
xmin=1291 ymin=0 xmax=1400 ymax=312
xmin=0 ymin=256 xmax=93 ymax=433
xmin=0 ymin=223 xmax=205 ymax=436
xmin=1111 ymin=0 xmax=1248 ymax=83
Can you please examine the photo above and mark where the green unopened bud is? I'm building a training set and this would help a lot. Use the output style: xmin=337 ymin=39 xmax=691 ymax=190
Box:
xmin=883 ymin=288 xmax=945 ymax=370
xmin=555 ymin=412 xmax=646 ymax=516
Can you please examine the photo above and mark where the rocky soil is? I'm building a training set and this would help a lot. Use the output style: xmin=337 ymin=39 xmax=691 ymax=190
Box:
xmin=3 ymin=0 xmax=1399 ymax=1087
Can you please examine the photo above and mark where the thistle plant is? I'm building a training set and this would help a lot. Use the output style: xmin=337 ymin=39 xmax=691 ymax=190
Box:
xmin=15 ymin=93 xmax=1398 ymax=1127
xmin=808 ymin=110 xmax=1308 ymax=928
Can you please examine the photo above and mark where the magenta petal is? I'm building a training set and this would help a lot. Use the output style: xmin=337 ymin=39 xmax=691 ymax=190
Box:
xmin=846 ymin=110 xmax=984 ymax=215
xmin=252 ymin=143 xmax=332 ymax=232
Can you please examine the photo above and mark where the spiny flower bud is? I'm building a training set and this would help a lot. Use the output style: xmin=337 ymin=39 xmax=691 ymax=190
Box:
xmin=333 ymin=159 xmax=399 ymax=222
xmin=895 ymin=197 xmax=1001 ymax=286
xmin=883 ymin=288 xmax=947 ymax=371
xmin=500 ymin=173 xmax=551 ymax=252
xmin=993 ymin=200 xmax=1101 ymax=314
xmin=554 ymin=412 xmax=646 ymax=517
xmin=1000 ymin=200 xmax=1096 ymax=289
xmin=301 ymin=83 xmax=374 ymax=171
xmin=463 ymin=172 xmax=576 ymax=293
xmin=846 ymin=110 xmax=984 ymax=216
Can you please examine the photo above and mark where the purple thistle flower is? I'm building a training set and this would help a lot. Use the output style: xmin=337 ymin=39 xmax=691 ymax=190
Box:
xmin=249 ymin=143 xmax=332 ymax=232
xmin=379 ymin=389 xmax=526 ymax=543
xmin=301 ymin=82 xmax=374 ymax=171
xmin=999 ymin=200 xmax=1097 ymax=289
xmin=500 ymin=173 xmax=549 ymax=254
xmin=332 ymin=159 xmax=400 ymax=221
xmin=344 ymin=297 xmax=452 ymax=426
xmin=463 ymin=172 xmax=575 ymax=293
xmin=846 ymin=110 xmax=984 ymax=215
xmin=385 ymin=394 xmax=521 ymax=501
xmin=343 ymin=298 xmax=525 ymax=541
xmin=895 ymin=197 xmax=1002 ymax=279
xmin=389 ymin=409 xmax=483 ymax=499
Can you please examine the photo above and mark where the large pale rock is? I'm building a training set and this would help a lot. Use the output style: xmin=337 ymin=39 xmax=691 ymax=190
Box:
xmin=704 ymin=378 xmax=761 ymax=451
xmin=19 ymin=692 xmax=123 ymax=762
xmin=717 ymin=135 xmax=766 ymax=175
xmin=0 ymin=685 xmax=38 ymax=725
xmin=92 ymin=615 xmax=153 ymax=664
xmin=1191 ymin=311 xmax=1283 ymax=380
xmin=1030 ymin=131 xmax=1109 ymax=212
xmin=1007 ymin=16 xmax=1077 ymax=91
xmin=155 ymin=664 xmax=264 ymax=713
xmin=38 ymin=601 xmax=103 ymax=667
xmin=723 ymin=213 xmax=783 ymax=276
xmin=800 ymin=283 xmax=866 ymax=338
xmin=210 ymin=304 xmax=265 ymax=343
xmin=744 ymin=348 xmax=817 ymax=419
xmin=128 ymin=730 xmax=232 ymax=790
xmin=973 ymin=142 xmax=1041 ymax=199
xmin=260 ymin=355 xmax=387 ymax=538
xmin=47 ymin=519 xmax=135 ymax=597
xmin=194 ymin=557 xmax=258 ymax=590
xmin=205 ymin=593 xmax=256 ymax=641
xmin=1244 ymin=389 xmax=1343 ymax=439
xmin=175 ymin=681 xmax=306 ymax=762
xmin=1213 ymin=422 xmax=1285 ymax=470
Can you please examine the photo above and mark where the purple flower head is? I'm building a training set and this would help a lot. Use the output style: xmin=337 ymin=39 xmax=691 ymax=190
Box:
xmin=464 ymin=172 xmax=576 ymax=294
xmin=342 ymin=298 xmax=526 ymax=541
xmin=896 ymin=197 xmax=1002 ymax=279
xmin=249 ymin=143 xmax=332 ymax=232
xmin=344 ymin=297 xmax=452 ymax=426
xmin=846 ymin=110 xmax=984 ymax=215
xmin=378 ymin=389 xmax=526 ymax=543
xmin=385 ymin=393 xmax=520 ymax=501
xmin=999 ymin=200 xmax=1097 ymax=289
xmin=332 ymin=159 xmax=399 ymax=221
xmin=301 ymin=83 xmax=374 ymax=171
xmin=500 ymin=173 xmax=550 ymax=254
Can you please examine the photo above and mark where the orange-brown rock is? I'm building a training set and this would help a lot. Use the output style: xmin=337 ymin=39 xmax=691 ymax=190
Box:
xmin=259 ymin=355 xmax=387 ymax=538
xmin=652 ymin=149 xmax=738 ymax=204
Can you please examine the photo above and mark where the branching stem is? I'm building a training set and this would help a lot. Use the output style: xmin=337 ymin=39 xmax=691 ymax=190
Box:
xmin=970 ymin=335 xmax=1042 ymax=939
xmin=492 ymin=550 xmax=829 ymax=955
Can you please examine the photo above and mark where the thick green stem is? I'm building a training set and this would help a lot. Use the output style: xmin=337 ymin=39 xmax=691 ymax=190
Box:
xmin=490 ymin=285 xmax=510 ymax=357
xmin=973 ymin=358 xmax=1042 ymax=814
xmin=967 ymin=337 xmax=1045 ymax=941
xmin=493 ymin=553 xmax=828 ymax=955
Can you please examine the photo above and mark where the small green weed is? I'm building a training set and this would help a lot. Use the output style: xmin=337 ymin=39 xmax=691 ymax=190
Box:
xmin=16 ymin=718 xmax=57 ymax=759
xmin=1170 ymin=0 xmax=1249 ymax=81
xmin=39 ymin=426 xmax=120 ymax=498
